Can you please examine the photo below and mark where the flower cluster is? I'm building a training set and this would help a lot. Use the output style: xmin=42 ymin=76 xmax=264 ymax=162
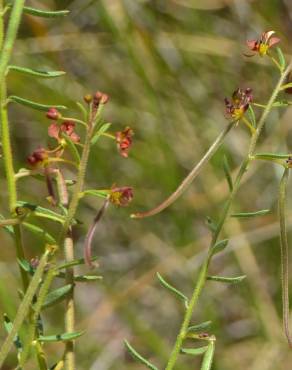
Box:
xmin=115 ymin=127 xmax=134 ymax=158
xmin=224 ymin=88 xmax=253 ymax=121
xmin=48 ymin=121 xmax=80 ymax=144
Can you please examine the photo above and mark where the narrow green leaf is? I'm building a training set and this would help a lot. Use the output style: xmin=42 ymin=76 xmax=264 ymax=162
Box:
xmin=230 ymin=209 xmax=270 ymax=218
xmin=124 ymin=340 xmax=159 ymax=370
xmin=181 ymin=346 xmax=208 ymax=356
xmin=42 ymin=284 xmax=72 ymax=309
xmin=9 ymin=96 xmax=67 ymax=111
xmin=38 ymin=331 xmax=84 ymax=343
xmin=210 ymin=239 xmax=228 ymax=257
xmin=17 ymin=259 xmax=33 ymax=274
xmin=205 ymin=216 xmax=217 ymax=233
xmin=223 ymin=156 xmax=233 ymax=192
xmin=207 ymin=275 xmax=246 ymax=284
xmin=156 ymin=272 xmax=188 ymax=303
xmin=56 ymin=272 xmax=102 ymax=282
xmin=83 ymin=189 xmax=109 ymax=199
xmin=254 ymin=153 xmax=291 ymax=160
xmin=187 ymin=321 xmax=212 ymax=333
xmin=63 ymin=135 xmax=80 ymax=164
xmin=8 ymin=66 xmax=65 ymax=78
xmin=247 ymin=105 xmax=256 ymax=127
xmin=22 ymin=222 xmax=56 ymax=244
xmin=3 ymin=314 xmax=22 ymax=350
xmin=276 ymin=47 xmax=286 ymax=71
xmin=201 ymin=340 xmax=215 ymax=370
xmin=91 ymin=123 xmax=112 ymax=144
xmin=17 ymin=201 xmax=66 ymax=224
xmin=57 ymin=256 xmax=99 ymax=270
xmin=22 ymin=6 xmax=69 ymax=18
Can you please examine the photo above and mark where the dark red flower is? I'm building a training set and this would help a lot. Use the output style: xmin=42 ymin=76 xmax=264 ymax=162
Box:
xmin=27 ymin=147 xmax=48 ymax=167
xmin=115 ymin=127 xmax=133 ymax=158
xmin=46 ymin=108 xmax=61 ymax=120
xmin=246 ymin=30 xmax=280 ymax=57
xmin=224 ymin=88 xmax=253 ymax=121
xmin=48 ymin=121 xmax=80 ymax=143
xmin=109 ymin=187 xmax=133 ymax=207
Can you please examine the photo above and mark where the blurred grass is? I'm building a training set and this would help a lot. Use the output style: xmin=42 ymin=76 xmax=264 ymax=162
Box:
xmin=2 ymin=0 xmax=292 ymax=369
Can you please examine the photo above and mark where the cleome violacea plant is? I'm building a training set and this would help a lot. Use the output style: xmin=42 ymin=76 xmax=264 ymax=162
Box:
xmin=1 ymin=3 xmax=292 ymax=370
xmin=126 ymin=31 xmax=292 ymax=369
xmin=0 ymin=2 xmax=134 ymax=369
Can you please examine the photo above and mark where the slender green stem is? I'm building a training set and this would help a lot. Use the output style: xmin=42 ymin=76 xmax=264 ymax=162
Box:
xmin=0 ymin=250 xmax=50 ymax=368
xmin=164 ymin=60 xmax=292 ymax=370
xmin=278 ymin=168 xmax=292 ymax=347
xmin=131 ymin=120 xmax=235 ymax=219
xmin=19 ymin=261 xmax=56 ymax=366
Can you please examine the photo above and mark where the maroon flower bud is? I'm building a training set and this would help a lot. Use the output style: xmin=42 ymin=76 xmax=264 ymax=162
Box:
xmin=27 ymin=147 xmax=48 ymax=167
xmin=93 ymin=91 xmax=109 ymax=107
xmin=46 ymin=108 xmax=61 ymax=120
xmin=115 ymin=127 xmax=133 ymax=158
xmin=109 ymin=186 xmax=133 ymax=207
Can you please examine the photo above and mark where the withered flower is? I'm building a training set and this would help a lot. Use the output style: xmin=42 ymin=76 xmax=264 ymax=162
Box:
xmin=115 ymin=127 xmax=133 ymax=158
xmin=109 ymin=186 xmax=134 ymax=207
xmin=224 ymin=88 xmax=253 ymax=121
xmin=246 ymin=30 xmax=280 ymax=57
xmin=27 ymin=147 xmax=48 ymax=167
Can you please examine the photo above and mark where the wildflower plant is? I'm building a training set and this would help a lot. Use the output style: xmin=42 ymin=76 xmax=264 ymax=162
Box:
xmin=127 ymin=31 xmax=292 ymax=369
xmin=0 ymin=2 xmax=133 ymax=369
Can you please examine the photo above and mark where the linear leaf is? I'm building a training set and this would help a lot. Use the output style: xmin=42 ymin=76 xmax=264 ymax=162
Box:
xmin=57 ymin=256 xmax=99 ymax=270
xmin=276 ymin=47 xmax=286 ymax=71
xmin=156 ymin=272 xmax=188 ymax=303
xmin=124 ymin=340 xmax=159 ymax=370
xmin=254 ymin=153 xmax=291 ymax=160
xmin=247 ymin=105 xmax=256 ymax=127
xmin=223 ymin=156 xmax=233 ymax=191
xmin=83 ymin=189 xmax=109 ymax=199
xmin=8 ymin=66 xmax=65 ymax=78
xmin=201 ymin=340 xmax=215 ymax=370
xmin=3 ymin=314 xmax=22 ymax=350
xmin=42 ymin=284 xmax=72 ymax=309
xmin=17 ymin=259 xmax=33 ymax=274
xmin=187 ymin=321 xmax=212 ymax=333
xmin=181 ymin=346 xmax=208 ymax=356
xmin=210 ymin=239 xmax=228 ymax=257
xmin=38 ymin=331 xmax=84 ymax=343
xmin=230 ymin=209 xmax=270 ymax=218
xmin=17 ymin=201 xmax=66 ymax=224
xmin=207 ymin=275 xmax=246 ymax=284
xmin=56 ymin=272 xmax=102 ymax=282
xmin=22 ymin=222 xmax=56 ymax=244
xmin=22 ymin=6 xmax=69 ymax=18
xmin=9 ymin=95 xmax=67 ymax=111
xmin=91 ymin=123 xmax=112 ymax=144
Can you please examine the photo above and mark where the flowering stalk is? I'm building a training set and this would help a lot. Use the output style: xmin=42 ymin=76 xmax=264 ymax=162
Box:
xmin=164 ymin=58 xmax=292 ymax=369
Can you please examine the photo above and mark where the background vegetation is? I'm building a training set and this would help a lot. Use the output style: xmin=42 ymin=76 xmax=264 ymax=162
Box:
xmin=1 ymin=0 xmax=292 ymax=369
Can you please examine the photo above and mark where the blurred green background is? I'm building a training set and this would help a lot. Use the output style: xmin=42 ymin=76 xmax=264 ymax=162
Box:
xmin=1 ymin=0 xmax=292 ymax=369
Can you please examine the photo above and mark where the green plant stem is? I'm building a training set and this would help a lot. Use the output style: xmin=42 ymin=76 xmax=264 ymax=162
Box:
xmin=131 ymin=120 xmax=235 ymax=219
xmin=58 ymin=115 xmax=94 ymax=370
xmin=164 ymin=60 xmax=292 ymax=370
xmin=278 ymin=168 xmax=292 ymax=347
xmin=19 ymin=261 xmax=56 ymax=366
xmin=0 ymin=250 xmax=50 ymax=368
